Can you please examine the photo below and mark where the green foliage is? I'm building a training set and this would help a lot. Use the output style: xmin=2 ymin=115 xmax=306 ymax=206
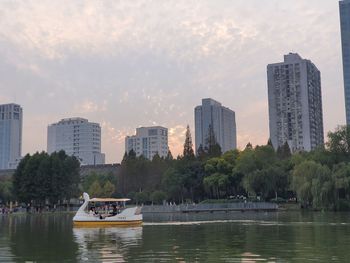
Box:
xmin=333 ymin=163 xmax=350 ymax=200
xmin=277 ymin=142 xmax=291 ymax=159
xmin=83 ymin=170 xmax=117 ymax=198
xmin=88 ymin=180 xmax=103 ymax=197
xmin=162 ymin=167 xmax=185 ymax=202
xmin=327 ymin=125 xmax=350 ymax=155
xmin=103 ymin=180 xmax=115 ymax=197
xmin=12 ymin=151 xmax=80 ymax=205
xmin=204 ymin=125 xmax=222 ymax=158
xmin=118 ymin=152 xmax=171 ymax=203
xmin=204 ymin=157 xmax=233 ymax=198
xmin=134 ymin=191 xmax=149 ymax=204
xmin=243 ymin=169 xmax=271 ymax=198
xmin=245 ymin=142 xmax=253 ymax=150
xmin=0 ymin=178 xmax=13 ymax=203
xmin=292 ymin=161 xmax=334 ymax=209
xmin=150 ymin=190 xmax=167 ymax=204
xmin=10 ymin=125 xmax=350 ymax=211
xmin=183 ymin=125 xmax=195 ymax=159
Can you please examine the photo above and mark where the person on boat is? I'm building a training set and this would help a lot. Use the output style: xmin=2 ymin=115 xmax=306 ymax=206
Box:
xmin=89 ymin=207 xmax=99 ymax=217
xmin=89 ymin=207 xmax=95 ymax=215
xmin=112 ymin=205 xmax=118 ymax=216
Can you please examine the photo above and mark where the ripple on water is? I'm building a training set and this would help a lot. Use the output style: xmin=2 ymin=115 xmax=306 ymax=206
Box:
xmin=1 ymin=213 xmax=350 ymax=262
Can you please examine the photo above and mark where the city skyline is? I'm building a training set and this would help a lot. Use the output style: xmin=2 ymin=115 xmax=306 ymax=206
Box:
xmin=0 ymin=0 xmax=344 ymax=163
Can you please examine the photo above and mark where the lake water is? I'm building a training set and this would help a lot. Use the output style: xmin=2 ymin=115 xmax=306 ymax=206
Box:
xmin=1 ymin=212 xmax=350 ymax=262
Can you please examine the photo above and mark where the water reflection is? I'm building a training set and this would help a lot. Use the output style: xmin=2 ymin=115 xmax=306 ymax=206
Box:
xmin=73 ymin=226 xmax=142 ymax=262
xmin=1 ymin=212 xmax=350 ymax=262
xmin=1 ymin=213 xmax=78 ymax=262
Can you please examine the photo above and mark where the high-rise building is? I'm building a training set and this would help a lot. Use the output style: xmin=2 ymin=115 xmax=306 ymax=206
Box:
xmin=267 ymin=53 xmax=324 ymax=152
xmin=339 ymin=0 xmax=350 ymax=125
xmin=125 ymin=126 xmax=168 ymax=160
xmin=47 ymin=118 xmax=105 ymax=165
xmin=194 ymin=98 xmax=237 ymax=153
xmin=0 ymin=103 xmax=23 ymax=170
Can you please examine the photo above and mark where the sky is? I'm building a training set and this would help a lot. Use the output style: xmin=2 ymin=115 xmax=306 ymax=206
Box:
xmin=0 ymin=0 xmax=345 ymax=163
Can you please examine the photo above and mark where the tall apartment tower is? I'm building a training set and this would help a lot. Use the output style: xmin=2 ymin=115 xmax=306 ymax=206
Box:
xmin=47 ymin=118 xmax=105 ymax=165
xmin=267 ymin=53 xmax=324 ymax=152
xmin=194 ymin=98 xmax=237 ymax=153
xmin=340 ymin=0 xmax=350 ymax=125
xmin=0 ymin=103 xmax=23 ymax=170
xmin=125 ymin=126 xmax=169 ymax=160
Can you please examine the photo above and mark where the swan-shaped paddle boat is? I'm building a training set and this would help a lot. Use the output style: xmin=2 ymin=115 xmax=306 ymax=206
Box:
xmin=73 ymin=193 xmax=142 ymax=226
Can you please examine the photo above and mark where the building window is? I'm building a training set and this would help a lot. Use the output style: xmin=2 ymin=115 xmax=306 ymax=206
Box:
xmin=148 ymin=129 xmax=158 ymax=136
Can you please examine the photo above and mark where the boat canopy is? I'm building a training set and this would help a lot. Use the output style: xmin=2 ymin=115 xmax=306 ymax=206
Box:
xmin=89 ymin=198 xmax=131 ymax=202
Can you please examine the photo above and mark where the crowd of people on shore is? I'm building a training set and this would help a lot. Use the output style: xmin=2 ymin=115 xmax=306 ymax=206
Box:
xmin=1 ymin=205 xmax=13 ymax=214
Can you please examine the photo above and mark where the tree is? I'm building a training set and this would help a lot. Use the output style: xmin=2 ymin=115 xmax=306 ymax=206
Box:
xmin=333 ymin=163 xmax=350 ymax=200
xmin=162 ymin=168 xmax=185 ymax=203
xmin=197 ymin=144 xmax=206 ymax=159
xmin=150 ymin=190 xmax=167 ymax=204
xmin=183 ymin=125 xmax=195 ymax=159
xmin=267 ymin=138 xmax=273 ymax=147
xmin=327 ymin=125 xmax=350 ymax=155
xmin=89 ymin=180 xmax=103 ymax=197
xmin=134 ymin=191 xmax=149 ymax=205
xmin=128 ymin=149 xmax=137 ymax=159
xmin=234 ymin=148 xmax=258 ymax=175
xmin=222 ymin=150 xmax=239 ymax=165
xmin=243 ymin=169 xmax=272 ymax=199
xmin=102 ymin=180 xmax=115 ymax=197
xmin=267 ymin=166 xmax=289 ymax=200
xmin=13 ymin=151 xmax=80 ymax=206
xmin=277 ymin=142 xmax=291 ymax=159
xmin=205 ymin=125 xmax=222 ymax=157
xmin=83 ymin=172 xmax=117 ymax=194
xmin=203 ymin=173 xmax=230 ymax=199
xmin=165 ymin=150 xmax=174 ymax=161
xmin=245 ymin=142 xmax=253 ymax=150
xmin=292 ymin=161 xmax=334 ymax=209
xmin=204 ymin=157 xmax=233 ymax=198
xmin=255 ymin=145 xmax=277 ymax=168
xmin=0 ymin=179 xmax=13 ymax=203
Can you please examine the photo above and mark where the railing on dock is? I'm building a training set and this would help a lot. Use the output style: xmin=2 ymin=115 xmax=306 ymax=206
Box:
xmin=142 ymin=202 xmax=278 ymax=213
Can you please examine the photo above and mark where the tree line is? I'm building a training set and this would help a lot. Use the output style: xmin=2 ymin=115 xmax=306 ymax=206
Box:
xmin=116 ymin=125 xmax=350 ymax=210
xmin=0 ymin=151 xmax=80 ymax=208
xmin=1 ymin=125 xmax=350 ymax=211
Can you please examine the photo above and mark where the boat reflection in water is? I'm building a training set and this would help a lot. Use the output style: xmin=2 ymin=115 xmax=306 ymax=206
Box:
xmin=73 ymin=226 xmax=142 ymax=262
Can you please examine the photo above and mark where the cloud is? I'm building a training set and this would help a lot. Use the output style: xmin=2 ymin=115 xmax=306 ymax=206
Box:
xmin=0 ymin=0 xmax=262 ymax=64
xmin=73 ymin=100 xmax=108 ymax=114
xmin=0 ymin=95 xmax=11 ymax=104
xmin=0 ymin=0 xmax=344 ymax=163
xmin=168 ymin=124 xmax=187 ymax=157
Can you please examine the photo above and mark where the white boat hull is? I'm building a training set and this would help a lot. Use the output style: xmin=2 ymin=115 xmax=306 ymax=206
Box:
xmin=73 ymin=193 xmax=142 ymax=226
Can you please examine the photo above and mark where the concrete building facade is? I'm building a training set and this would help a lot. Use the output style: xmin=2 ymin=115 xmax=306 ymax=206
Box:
xmin=340 ymin=0 xmax=350 ymax=125
xmin=125 ymin=126 xmax=168 ymax=160
xmin=0 ymin=103 xmax=23 ymax=170
xmin=194 ymin=98 xmax=237 ymax=153
xmin=47 ymin=117 xmax=105 ymax=165
xmin=267 ymin=53 xmax=324 ymax=152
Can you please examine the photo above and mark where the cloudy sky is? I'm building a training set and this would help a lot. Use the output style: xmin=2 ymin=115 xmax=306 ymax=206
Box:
xmin=0 ymin=0 xmax=344 ymax=163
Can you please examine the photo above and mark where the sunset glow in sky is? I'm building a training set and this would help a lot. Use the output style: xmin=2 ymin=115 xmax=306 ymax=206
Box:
xmin=0 ymin=0 xmax=345 ymax=163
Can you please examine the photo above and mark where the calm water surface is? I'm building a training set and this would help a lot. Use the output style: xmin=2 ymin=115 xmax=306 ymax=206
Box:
xmin=1 ymin=212 xmax=350 ymax=262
